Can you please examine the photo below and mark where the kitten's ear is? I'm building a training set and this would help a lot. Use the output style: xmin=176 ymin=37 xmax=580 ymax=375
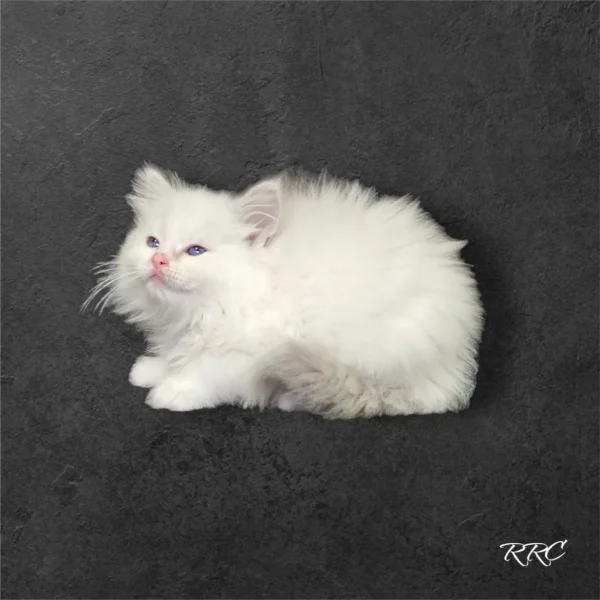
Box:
xmin=238 ymin=178 xmax=281 ymax=243
xmin=126 ymin=164 xmax=178 ymax=214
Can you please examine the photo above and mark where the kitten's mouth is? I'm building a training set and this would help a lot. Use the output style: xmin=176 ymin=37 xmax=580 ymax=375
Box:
xmin=149 ymin=273 xmax=167 ymax=286
xmin=146 ymin=272 xmax=190 ymax=293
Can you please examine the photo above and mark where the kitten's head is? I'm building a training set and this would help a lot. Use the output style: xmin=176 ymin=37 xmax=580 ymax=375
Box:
xmin=86 ymin=165 xmax=281 ymax=317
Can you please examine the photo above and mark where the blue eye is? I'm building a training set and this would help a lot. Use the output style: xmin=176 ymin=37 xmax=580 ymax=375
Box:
xmin=147 ymin=236 xmax=160 ymax=248
xmin=186 ymin=245 xmax=207 ymax=256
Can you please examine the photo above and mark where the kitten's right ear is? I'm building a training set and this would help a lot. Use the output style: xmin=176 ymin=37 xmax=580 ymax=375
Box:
xmin=238 ymin=178 xmax=282 ymax=244
xmin=126 ymin=164 xmax=178 ymax=214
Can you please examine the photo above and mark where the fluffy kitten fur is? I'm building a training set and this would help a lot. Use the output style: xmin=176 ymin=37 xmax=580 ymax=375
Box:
xmin=87 ymin=165 xmax=484 ymax=419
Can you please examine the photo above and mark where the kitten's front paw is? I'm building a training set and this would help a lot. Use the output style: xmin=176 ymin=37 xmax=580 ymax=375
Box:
xmin=277 ymin=392 xmax=303 ymax=412
xmin=145 ymin=379 xmax=213 ymax=412
xmin=129 ymin=355 xmax=167 ymax=388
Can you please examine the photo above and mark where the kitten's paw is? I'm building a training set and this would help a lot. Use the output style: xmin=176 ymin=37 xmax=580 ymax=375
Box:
xmin=145 ymin=379 xmax=213 ymax=412
xmin=129 ymin=355 xmax=168 ymax=388
xmin=277 ymin=392 xmax=302 ymax=412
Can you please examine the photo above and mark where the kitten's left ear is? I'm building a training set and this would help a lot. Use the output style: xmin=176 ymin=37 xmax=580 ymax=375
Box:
xmin=238 ymin=178 xmax=281 ymax=243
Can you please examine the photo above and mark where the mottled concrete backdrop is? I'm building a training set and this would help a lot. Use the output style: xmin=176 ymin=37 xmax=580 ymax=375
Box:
xmin=2 ymin=2 xmax=598 ymax=598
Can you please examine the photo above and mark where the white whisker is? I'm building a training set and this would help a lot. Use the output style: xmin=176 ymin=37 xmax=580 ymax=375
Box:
xmin=82 ymin=270 xmax=143 ymax=313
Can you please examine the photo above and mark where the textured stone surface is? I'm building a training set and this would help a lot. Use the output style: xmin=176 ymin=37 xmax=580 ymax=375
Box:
xmin=2 ymin=1 xmax=598 ymax=598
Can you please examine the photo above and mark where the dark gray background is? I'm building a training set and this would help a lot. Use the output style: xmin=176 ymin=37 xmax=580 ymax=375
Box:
xmin=2 ymin=1 xmax=598 ymax=598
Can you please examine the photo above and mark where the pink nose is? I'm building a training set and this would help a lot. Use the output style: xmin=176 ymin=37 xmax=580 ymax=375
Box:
xmin=152 ymin=252 xmax=169 ymax=271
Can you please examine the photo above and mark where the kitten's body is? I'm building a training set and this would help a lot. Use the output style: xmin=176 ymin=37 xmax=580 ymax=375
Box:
xmin=89 ymin=166 xmax=484 ymax=418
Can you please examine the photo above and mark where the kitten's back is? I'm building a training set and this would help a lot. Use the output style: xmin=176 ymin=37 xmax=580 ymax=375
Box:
xmin=263 ymin=173 xmax=483 ymax=411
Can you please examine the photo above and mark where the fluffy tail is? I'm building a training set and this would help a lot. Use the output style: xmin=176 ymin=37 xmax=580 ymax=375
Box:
xmin=261 ymin=341 xmax=416 ymax=419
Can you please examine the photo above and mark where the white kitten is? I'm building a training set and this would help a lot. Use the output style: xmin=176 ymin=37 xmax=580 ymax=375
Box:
xmin=86 ymin=165 xmax=484 ymax=419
